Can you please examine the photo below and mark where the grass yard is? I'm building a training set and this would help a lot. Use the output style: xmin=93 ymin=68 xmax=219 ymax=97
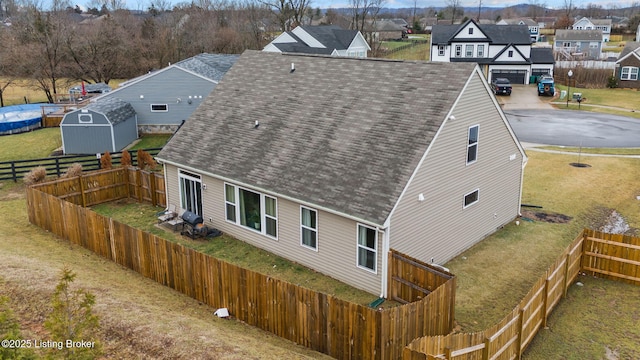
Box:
xmin=382 ymin=41 xmax=430 ymax=61
xmin=91 ymin=200 xmax=391 ymax=307
xmin=128 ymin=134 xmax=172 ymax=150
xmin=0 ymin=128 xmax=61 ymax=162
xmin=1 ymin=78 xmax=128 ymax=105
xmin=446 ymin=151 xmax=640 ymax=356
xmin=553 ymin=84 xmax=640 ymax=113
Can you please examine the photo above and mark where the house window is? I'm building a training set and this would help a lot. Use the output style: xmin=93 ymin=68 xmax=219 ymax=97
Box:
xmin=455 ymin=45 xmax=462 ymax=57
xmin=150 ymin=104 xmax=168 ymax=112
xmin=463 ymin=189 xmax=479 ymax=208
xmin=438 ymin=45 xmax=445 ymax=56
xmin=301 ymin=206 xmax=318 ymax=250
xmin=468 ymin=28 xmax=473 ymax=35
xmin=225 ymin=184 xmax=236 ymax=222
xmin=179 ymin=170 xmax=202 ymax=215
xmin=508 ymin=50 xmax=513 ymax=57
xmin=477 ymin=45 xmax=484 ymax=57
xmin=78 ymin=114 xmax=92 ymax=124
xmin=465 ymin=45 xmax=473 ymax=57
xmin=224 ymin=183 xmax=278 ymax=238
xmin=589 ymin=42 xmax=599 ymax=48
xmin=357 ymin=224 xmax=377 ymax=272
xmin=621 ymin=67 xmax=639 ymax=80
xmin=467 ymin=125 xmax=479 ymax=164
xmin=562 ymin=42 xmax=571 ymax=48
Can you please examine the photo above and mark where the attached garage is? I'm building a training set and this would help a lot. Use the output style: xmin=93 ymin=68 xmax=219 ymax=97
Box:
xmin=61 ymin=98 xmax=138 ymax=155
xmin=491 ymin=70 xmax=528 ymax=84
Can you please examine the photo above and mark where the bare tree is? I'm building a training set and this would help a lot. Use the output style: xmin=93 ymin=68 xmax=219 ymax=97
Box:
xmin=349 ymin=0 xmax=385 ymax=32
xmin=259 ymin=0 xmax=310 ymax=31
xmin=445 ymin=0 xmax=462 ymax=24
xmin=559 ymin=0 xmax=574 ymax=28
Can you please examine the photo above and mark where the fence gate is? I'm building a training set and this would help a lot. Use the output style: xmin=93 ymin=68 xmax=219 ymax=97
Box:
xmin=388 ymin=249 xmax=454 ymax=304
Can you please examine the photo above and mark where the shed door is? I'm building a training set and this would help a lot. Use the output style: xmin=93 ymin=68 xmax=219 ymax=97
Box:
xmin=492 ymin=70 xmax=527 ymax=84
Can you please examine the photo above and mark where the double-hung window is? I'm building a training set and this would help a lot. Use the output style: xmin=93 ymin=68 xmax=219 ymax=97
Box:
xmin=621 ymin=67 xmax=639 ymax=80
xmin=224 ymin=183 xmax=277 ymax=239
xmin=467 ymin=125 xmax=479 ymax=164
xmin=300 ymin=207 xmax=318 ymax=250
xmin=477 ymin=45 xmax=484 ymax=58
xmin=438 ymin=45 xmax=445 ymax=56
xmin=357 ymin=224 xmax=377 ymax=272
xmin=455 ymin=45 xmax=462 ymax=57
xmin=465 ymin=45 xmax=473 ymax=57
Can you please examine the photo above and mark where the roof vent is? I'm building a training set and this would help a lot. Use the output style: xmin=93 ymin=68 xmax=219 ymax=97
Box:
xmin=290 ymin=62 xmax=295 ymax=73
xmin=254 ymin=120 xmax=259 ymax=129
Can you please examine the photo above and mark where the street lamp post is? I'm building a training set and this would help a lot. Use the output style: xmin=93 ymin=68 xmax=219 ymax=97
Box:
xmin=566 ymin=69 xmax=573 ymax=107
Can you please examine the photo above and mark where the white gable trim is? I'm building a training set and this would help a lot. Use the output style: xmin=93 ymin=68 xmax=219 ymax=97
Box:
xmin=615 ymin=47 xmax=640 ymax=64
xmin=291 ymin=27 xmax=326 ymax=48
xmin=453 ymin=20 xmax=489 ymax=40
xmin=348 ymin=31 xmax=372 ymax=51
xmin=270 ymin=31 xmax=298 ymax=44
xmin=494 ymin=45 xmax=527 ymax=62
xmin=263 ymin=43 xmax=284 ymax=53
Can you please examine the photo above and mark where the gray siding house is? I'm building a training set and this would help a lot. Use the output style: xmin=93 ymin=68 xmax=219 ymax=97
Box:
xmin=60 ymin=98 xmax=137 ymax=154
xmin=554 ymin=29 xmax=603 ymax=60
xmin=156 ymin=50 xmax=527 ymax=297
xmin=95 ymin=53 xmax=239 ymax=133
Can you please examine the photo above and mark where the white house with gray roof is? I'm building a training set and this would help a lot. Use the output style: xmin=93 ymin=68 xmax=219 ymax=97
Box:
xmin=94 ymin=53 xmax=239 ymax=133
xmin=572 ymin=17 xmax=611 ymax=42
xmin=496 ymin=18 xmax=539 ymax=42
xmin=430 ymin=19 xmax=554 ymax=84
xmin=263 ymin=25 xmax=370 ymax=58
xmin=156 ymin=50 xmax=527 ymax=297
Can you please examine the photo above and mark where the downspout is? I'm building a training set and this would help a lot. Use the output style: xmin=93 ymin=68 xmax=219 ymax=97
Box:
xmin=518 ymin=155 xmax=528 ymax=216
xmin=379 ymin=219 xmax=391 ymax=299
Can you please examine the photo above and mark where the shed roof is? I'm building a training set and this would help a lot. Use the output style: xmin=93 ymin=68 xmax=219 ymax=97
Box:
xmin=158 ymin=50 xmax=477 ymax=225
xmin=85 ymin=98 xmax=136 ymax=125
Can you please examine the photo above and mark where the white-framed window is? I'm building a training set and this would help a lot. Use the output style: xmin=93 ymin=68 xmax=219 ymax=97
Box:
xmin=357 ymin=224 xmax=377 ymax=273
xmin=477 ymin=45 xmax=484 ymax=57
xmin=562 ymin=42 xmax=571 ymax=48
xmin=150 ymin=104 xmax=168 ymax=112
xmin=621 ymin=67 xmax=639 ymax=81
xmin=300 ymin=206 xmax=318 ymax=250
xmin=438 ymin=45 xmax=445 ymax=56
xmin=508 ymin=50 xmax=513 ymax=57
xmin=78 ymin=113 xmax=93 ymax=124
xmin=455 ymin=45 xmax=462 ymax=57
xmin=463 ymin=189 xmax=480 ymax=208
xmin=224 ymin=183 xmax=278 ymax=239
xmin=589 ymin=42 xmax=599 ymax=48
xmin=179 ymin=169 xmax=202 ymax=215
xmin=465 ymin=45 xmax=473 ymax=57
xmin=467 ymin=125 xmax=479 ymax=165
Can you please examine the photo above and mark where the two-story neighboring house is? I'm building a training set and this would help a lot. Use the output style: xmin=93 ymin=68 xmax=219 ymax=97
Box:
xmin=554 ymin=29 xmax=603 ymax=60
xmin=263 ymin=25 xmax=371 ymax=58
xmin=496 ymin=18 xmax=539 ymax=42
xmin=430 ymin=19 xmax=554 ymax=84
xmin=572 ymin=17 xmax=612 ymax=42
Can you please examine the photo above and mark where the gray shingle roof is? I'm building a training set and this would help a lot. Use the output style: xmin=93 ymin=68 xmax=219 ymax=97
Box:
xmin=555 ymin=29 xmax=603 ymax=41
xmin=431 ymin=20 xmax=531 ymax=45
xmin=618 ymin=41 xmax=640 ymax=59
xmin=86 ymin=98 xmax=135 ymax=125
xmin=273 ymin=25 xmax=359 ymax=54
xmin=174 ymin=53 xmax=240 ymax=82
xmin=158 ymin=50 xmax=477 ymax=225
xmin=530 ymin=47 xmax=555 ymax=64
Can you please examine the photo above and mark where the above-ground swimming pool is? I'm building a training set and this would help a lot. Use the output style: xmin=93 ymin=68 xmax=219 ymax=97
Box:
xmin=0 ymin=104 xmax=58 ymax=135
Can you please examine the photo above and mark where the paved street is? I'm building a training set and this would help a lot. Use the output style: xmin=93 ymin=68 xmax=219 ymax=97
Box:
xmin=498 ymin=85 xmax=640 ymax=147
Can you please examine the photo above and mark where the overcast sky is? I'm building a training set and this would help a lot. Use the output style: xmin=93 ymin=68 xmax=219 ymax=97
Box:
xmin=309 ymin=0 xmax=634 ymax=10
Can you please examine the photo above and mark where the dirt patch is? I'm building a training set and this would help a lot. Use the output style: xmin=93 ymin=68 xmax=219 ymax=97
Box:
xmin=521 ymin=209 xmax=572 ymax=223
xmin=579 ymin=206 xmax=638 ymax=236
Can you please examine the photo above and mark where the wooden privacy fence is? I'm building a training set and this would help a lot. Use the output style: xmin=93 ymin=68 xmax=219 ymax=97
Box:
xmin=30 ymin=167 xmax=165 ymax=208
xmin=26 ymin=185 xmax=456 ymax=360
xmin=404 ymin=229 xmax=640 ymax=360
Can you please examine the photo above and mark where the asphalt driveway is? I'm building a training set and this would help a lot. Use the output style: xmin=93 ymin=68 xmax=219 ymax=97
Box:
xmin=499 ymin=85 xmax=640 ymax=148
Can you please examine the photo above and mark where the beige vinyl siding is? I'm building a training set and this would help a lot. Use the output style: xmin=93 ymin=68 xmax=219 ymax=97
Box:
xmin=163 ymin=164 xmax=383 ymax=295
xmin=389 ymin=72 xmax=523 ymax=265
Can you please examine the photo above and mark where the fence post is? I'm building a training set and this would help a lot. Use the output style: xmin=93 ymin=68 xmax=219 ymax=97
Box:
xmin=444 ymin=347 xmax=452 ymax=360
xmin=150 ymin=171 xmax=157 ymax=206
xmin=516 ymin=309 xmax=524 ymax=360
xmin=79 ymin=174 xmax=86 ymax=207
xmin=11 ymin=162 xmax=17 ymax=182
xmin=55 ymin=157 xmax=61 ymax=177
xmin=137 ymin=168 xmax=143 ymax=203
xmin=562 ymin=252 xmax=571 ymax=297
xmin=542 ymin=279 xmax=550 ymax=328
xmin=482 ymin=338 xmax=490 ymax=360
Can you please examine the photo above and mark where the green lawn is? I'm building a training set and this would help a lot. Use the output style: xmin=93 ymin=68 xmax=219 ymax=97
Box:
xmin=539 ymin=146 xmax=640 ymax=155
xmin=91 ymin=201 xmax=391 ymax=307
xmin=554 ymin=84 xmax=640 ymax=113
xmin=383 ymin=42 xmax=430 ymax=61
xmin=0 ymin=128 xmax=61 ymax=162
xmin=129 ymin=134 xmax=171 ymax=150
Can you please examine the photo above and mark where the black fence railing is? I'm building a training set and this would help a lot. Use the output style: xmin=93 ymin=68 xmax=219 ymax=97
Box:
xmin=0 ymin=148 xmax=162 ymax=182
